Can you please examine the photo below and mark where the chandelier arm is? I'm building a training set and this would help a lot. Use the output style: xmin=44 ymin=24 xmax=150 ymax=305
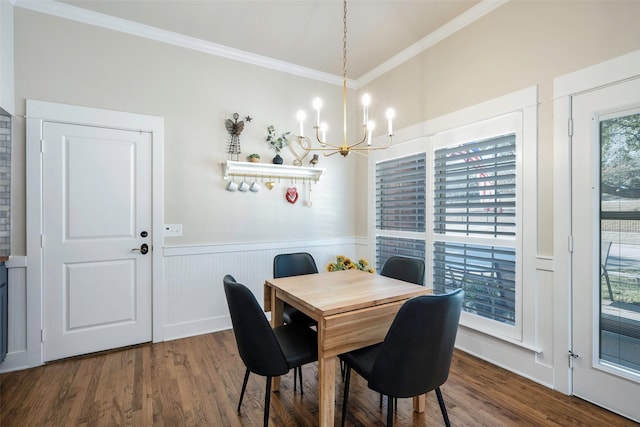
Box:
xmin=302 ymin=131 xmax=343 ymax=151
xmin=349 ymin=136 xmax=394 ymax=151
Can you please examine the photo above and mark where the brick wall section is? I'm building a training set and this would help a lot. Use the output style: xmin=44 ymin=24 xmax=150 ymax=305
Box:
xmin=0 ymin=111 xmax=10 ymax=257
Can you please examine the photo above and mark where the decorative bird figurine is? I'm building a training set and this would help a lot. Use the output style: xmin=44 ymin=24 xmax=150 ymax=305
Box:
xmin=309 ymin=154 xmax=319 ymax=167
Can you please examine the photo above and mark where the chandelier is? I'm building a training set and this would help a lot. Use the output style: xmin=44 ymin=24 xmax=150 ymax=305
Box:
xmin=293 ymin=0 xmax=395 ymax=158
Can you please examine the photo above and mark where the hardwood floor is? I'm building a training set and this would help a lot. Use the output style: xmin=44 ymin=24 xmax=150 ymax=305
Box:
xmin=0 ymin=330 xmax=636 ymax=426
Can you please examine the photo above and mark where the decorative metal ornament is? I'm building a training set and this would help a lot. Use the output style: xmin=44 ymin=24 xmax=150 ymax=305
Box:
xmin=225 ymin=113 xmax=252 ymax=160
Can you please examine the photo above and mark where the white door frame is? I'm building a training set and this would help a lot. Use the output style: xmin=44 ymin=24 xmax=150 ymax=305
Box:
xmin=553 ymin=49 xmax=640 ymax=394
xmin=26 ymin=100 xmax=165 ymax=367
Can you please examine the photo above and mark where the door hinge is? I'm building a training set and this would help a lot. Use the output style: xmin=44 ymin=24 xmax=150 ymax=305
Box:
xmin=568 ymin=235 xmax=573 ymax=253
xmin=568 ymin=350 xmax=580 ymax=368
xmin=568 ymin=119 xmax=574 ymax=137
xmin=40 ymin=139 xmax=45 ymax=153
xmin=40 ymin=234 xmax=45 ymax=248
xmin=41 ymin=329 xmax=46 ymax=343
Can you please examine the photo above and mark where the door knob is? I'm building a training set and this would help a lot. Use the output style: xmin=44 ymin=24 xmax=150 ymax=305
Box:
xmin=131 ymin=243 xmax=149 ymax=254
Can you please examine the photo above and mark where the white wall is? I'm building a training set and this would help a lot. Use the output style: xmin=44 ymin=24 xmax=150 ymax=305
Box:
xmin=11 ymin=8 xmax=359 ymax=255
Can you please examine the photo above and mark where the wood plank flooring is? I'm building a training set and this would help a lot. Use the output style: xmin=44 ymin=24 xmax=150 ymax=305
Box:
xmin=1 ymin=329 xmax=636 ymax=426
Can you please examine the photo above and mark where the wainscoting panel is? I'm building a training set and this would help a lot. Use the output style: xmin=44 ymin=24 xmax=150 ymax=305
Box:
xmin=161 ymin=238 xmax=359 ymax=341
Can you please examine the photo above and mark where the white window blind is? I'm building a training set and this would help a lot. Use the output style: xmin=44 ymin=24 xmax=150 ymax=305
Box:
xmin=432 ymin=134 xmax=517 ymax=326
xmin=376 ymin=153 xmax=426 ymax=232
xmin=375 ymin=153 xmax=426 ymax=269
xmin=433 ymin=134 xmax=516 ymax=237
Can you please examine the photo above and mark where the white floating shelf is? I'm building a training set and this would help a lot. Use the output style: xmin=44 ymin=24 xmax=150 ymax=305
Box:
xmin=222 ymin=160 xmax=325 ymax=181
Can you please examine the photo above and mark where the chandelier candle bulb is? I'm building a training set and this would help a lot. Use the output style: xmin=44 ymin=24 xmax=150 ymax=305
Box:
xmin=367 ymin=120 xmax=375 ymax=145
xmin=296 ymin=110 xmax=306 ymax=137
xmin=320 ymin=122 xmax=328 ymax=143
xmin=313 ymin=97 xmax=322 ymax=126
xmin=362 ymin=93 xmax=371 ymax=125
xmin=386 ymin=108 xmax=395 ymax=136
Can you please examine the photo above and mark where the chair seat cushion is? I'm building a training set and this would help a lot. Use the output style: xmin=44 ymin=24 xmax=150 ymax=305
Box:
xmin=339 ymin=343 xmax=381 ymax=379
xmin=283 ymin=304 xmax=316 ymax=327
xmin=274 ymin=324 xmax=318 ymax=368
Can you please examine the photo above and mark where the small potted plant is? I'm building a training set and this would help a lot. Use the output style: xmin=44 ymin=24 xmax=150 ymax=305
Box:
xmin=247 ymin=153 xmax=261 ymax=163
xmin=266 ymin=125 xmax=290 ymax=164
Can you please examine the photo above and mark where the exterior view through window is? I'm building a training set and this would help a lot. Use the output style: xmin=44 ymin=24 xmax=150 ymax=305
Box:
xmin=599 ymin=110 xmax=640 ymax=372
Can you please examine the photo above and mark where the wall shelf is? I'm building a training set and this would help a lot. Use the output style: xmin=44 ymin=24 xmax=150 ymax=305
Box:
xmin=221 ymin=160 xmax=325 ymax=182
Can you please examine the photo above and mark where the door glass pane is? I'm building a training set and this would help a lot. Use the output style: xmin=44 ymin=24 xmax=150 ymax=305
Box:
xmin=600 ymin=109 xmax=640 ymax=372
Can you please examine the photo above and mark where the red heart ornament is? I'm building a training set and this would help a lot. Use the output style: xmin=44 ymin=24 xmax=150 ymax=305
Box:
xmin=286 ymin=187 xmax=299 ymax=204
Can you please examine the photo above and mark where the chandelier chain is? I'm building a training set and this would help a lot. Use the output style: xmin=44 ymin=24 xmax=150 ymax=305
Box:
xmin=343 ymin=0 xmax=347 ymax=83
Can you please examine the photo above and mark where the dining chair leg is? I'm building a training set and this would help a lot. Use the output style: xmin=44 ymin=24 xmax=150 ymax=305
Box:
xmin=294 ymin=366 xmax=297 ymax=392
xmin=264 ymin=376 xmax=272 ymax=427
xmin=386 ymin=394 xmax=394 ymax=427
xmin=378 ymin=393 xmax=397 ymax=410
xmin=298 ymin=366 xmax=304 ymax=394
xmin=238 ymin=368 xmax=250 ymax=412
xmin=341 ymin=366 xmax=352 ymax=427
xmin=435 ymin=387 xmax=451 ymax=427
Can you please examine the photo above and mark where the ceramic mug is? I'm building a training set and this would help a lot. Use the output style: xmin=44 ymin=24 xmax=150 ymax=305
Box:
xmin=226 ymin=180 xmax=238 ymax=192
xmin=238 ymin=180 xmax=250 ymax=192
xmin=250 ymin=181 xmax=260 ymax=192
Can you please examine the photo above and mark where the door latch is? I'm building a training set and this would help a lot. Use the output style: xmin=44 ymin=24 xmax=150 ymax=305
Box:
xmin=568 ymin=350 xmax=580 ymax=368
xmin=131 ymin=243 xmax=149 ymax=255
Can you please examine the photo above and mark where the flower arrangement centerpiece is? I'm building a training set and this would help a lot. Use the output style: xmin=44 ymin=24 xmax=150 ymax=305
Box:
xmin=326 ymin=255 xmax=374 ymax=273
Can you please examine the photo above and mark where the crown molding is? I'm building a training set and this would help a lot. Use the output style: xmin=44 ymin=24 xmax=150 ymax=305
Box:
xmin=355 ymin=0 xmax=508 ymax=88
xmin=15 ymin=0 xmax=505 ymax=89
xmin=14 ymin=0 xmax=354 ymax=88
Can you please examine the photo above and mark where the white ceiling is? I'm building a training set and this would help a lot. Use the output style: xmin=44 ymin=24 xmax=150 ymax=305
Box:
xmin=57 ymin=0 xmax=484 ymax=81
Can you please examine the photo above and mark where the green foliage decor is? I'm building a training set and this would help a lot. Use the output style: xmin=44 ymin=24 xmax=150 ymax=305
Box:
xmin=266 ymin=125 xmax=290 ymax=153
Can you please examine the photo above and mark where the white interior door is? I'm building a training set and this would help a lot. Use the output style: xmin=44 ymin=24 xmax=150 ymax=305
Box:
xmin=42 ymin=122 xmax=152 ymax=362
xmin=571 ymin=77 xmax=640 ymax=422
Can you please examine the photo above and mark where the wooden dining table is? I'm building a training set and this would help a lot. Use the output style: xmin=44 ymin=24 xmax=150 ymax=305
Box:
xmin=264 ymin=269 xmax=432 ymax=427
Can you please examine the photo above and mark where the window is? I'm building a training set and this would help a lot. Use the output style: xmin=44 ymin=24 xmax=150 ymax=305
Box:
xmin=375 ymin=153 xmax=426 ymax=270
xmin=432 ymin=134 xmax=517 ymax=326
xmin=372 ymin=87 xmax=536 ymax=344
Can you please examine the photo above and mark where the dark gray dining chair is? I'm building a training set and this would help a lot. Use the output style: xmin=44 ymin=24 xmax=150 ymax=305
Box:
xmin=380 ymin=255 xmax=425 ymax=286
xmin=273 ymin=252 xmax=318 ymax=326
xmin=367 ymin=255 xmax=425 ymax=401
xmin=340 ymin=289 xmax=464 ymax=427
xmin=223 ymin=274 xmax=318 ymax=427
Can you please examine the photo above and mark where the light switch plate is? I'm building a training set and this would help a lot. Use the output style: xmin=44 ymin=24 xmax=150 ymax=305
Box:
xmin=164 ymin=224 xmax=183 ymax=237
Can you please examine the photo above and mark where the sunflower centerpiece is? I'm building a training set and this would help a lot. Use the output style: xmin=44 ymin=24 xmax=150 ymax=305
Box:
xmin=326 ymin=255 xmax=374 ymax=273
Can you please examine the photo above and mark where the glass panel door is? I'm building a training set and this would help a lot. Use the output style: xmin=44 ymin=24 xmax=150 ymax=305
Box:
xmin=571 ymin=77 xmax=640 ymax=423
